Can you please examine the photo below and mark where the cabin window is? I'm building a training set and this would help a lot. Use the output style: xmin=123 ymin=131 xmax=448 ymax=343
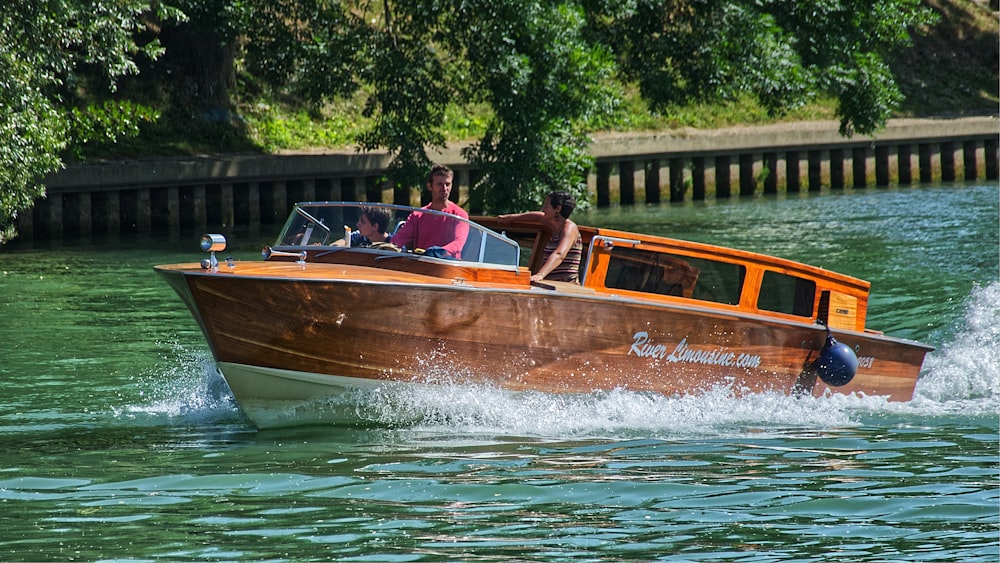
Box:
xmin=757 ymin=271 xmax=816 ymax=317
xmin=605 ymin=247 xmax=745 ymax=305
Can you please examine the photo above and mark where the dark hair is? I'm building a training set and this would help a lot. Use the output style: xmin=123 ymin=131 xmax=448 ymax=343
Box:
xmin=546 ymin=191 xmax=576 ymax=219
xmin=427 ymin=164 xmax=453 ymax=183
xmin=360 ymin=206 xmax=392 ymax=233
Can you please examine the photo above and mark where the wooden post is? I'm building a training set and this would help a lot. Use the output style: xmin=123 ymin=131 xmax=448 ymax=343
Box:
xmin=645 ymin=159 xmax=662 ymax=204
xmin=808 ymin=150 xmax=823 ymax=192
xmin=919 ymin=143 xmax=933 ymax=183
xmin=875 ymin=146 xmax=889 ymax=187
xmin=166 ymin=186 xmax=180 ymax=232
xmin=669 ymin=157 xmax=685 ymax=202
xmin=986 ymin=138 xmax=999 ymax=180
xmin=830 ymin=149 xmax=845 ymax=190
xmin=596 ymin=162 xmax=611 ymax=207
xmin=302 ymin=178 xmax=316 ymax=201
xmin=619 ymin=160 xmax=635 ymax=206
xmin=739 ymin=153 xmax=755 ymax=196
xmin=247 ymin=182 xmax=261 ymax=227
xmin=761 ymin=152 xmax=778 ymax=194
xmin=763 ymin=152 xmax=778 ymax=195
xmin=204 ymin=184 xmax=218 ymax=227
xmin=47 ymin=192 xmax=64 ymax=239
xmin=853 ymin=146 xmax=869 ymax=189
xmin=691 ymin=157 xmax=706 ymax=201
xmin=963 ymin=140 xmax=979 ymax=181
xmin=941 ymin=141 xmax=956 ymax=182
xmin=78 ymin=192 xmax=93 ymax=237
xmin=80 ymin=192 xmax=94 ymax=237
xmin=221 ymin=183 xmax=235 ymax=228
xmin=134 ymin=188 xmax=151 ymax=233
xmin=192 ymin=185 xmax=207 ymax=228
xmin=898 ymin=145 xmax=912 ymax=185
xmin=268 ymin=181 xmax=286 ymax=225
xmin=715 ymin=155 xmax=731 ymax=199
xmin=61 ymin=192 xmax=79 ymax=237
xmin=104 ymin=191 xmax=121 ymax=234
xmin=786 ymin=150 xmax=801 ymax=193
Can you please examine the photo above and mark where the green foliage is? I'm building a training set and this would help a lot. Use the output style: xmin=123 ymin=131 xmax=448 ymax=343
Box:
xmin=215 ymin=0 xmax=938 ymax=210
xmin=66 ymin=101 xmax=161 ymax=159
xmin=0 ymin=82 xmax=64 ymax=244
xmin=601 ymin=0 xmax=938 ymax=137
xmin=2 ymin=0 xmax=976 ymax=239
xmin=0 ymin=0 xmax=173 ymax=244
xmin=890 ymin=0 xmax=999 ymax=116
xmin=229 ymin=0 xmax=361 ymax=102
xmin=244 ymin=102 xmax=362 ymax=152
xmin=455 ymin=1 xmax=618 ymax=211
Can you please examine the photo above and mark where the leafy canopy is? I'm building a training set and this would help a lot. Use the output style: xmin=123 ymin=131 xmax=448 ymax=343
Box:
xmin=0 ymin=0 xmax=176 ymax=243
xmin=228 ymin=0 xmax=935 ymax=211
xmin=1 ymin=0 xmax=938 ymax=243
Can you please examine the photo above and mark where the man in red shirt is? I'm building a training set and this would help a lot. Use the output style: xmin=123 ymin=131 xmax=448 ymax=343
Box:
xmin=390 ymin=164 xmax=470 ymax=259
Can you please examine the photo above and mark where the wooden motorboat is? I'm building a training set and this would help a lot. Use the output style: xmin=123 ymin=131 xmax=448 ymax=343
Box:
xmin=155 ymin=202 xmax=932 ymax=427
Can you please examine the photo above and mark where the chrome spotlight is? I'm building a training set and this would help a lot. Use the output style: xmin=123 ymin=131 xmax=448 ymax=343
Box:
xmin=200 ymin=234 xmax=227 ymax=269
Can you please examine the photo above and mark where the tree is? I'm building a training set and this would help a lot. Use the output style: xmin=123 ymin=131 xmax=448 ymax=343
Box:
xmin=595 ymin=0 xmax=937 ymax=136
xmin=227 ymin=0 xmax=618 ymax=210
xmin=224 ymin=0 xmax=934 ymax=212
xmin=2 ymin=0 xmax=939 ymax=238
xmin=0 ymin=0 xmax=174 ymax=244
xmin=454 ymin=1 xmax=618 ymax=212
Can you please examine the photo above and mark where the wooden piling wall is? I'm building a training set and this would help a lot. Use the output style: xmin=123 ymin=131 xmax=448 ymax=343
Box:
xmin=21 ymin=117 xmax=999 ymax=240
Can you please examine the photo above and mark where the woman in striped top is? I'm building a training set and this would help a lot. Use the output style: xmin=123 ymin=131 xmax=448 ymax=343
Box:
xmin=499 ymin=191 xmax=583 ymax=284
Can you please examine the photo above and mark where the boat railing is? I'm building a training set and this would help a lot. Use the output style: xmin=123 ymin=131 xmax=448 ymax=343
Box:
xmin=273 ymin=202 xmax=521 ymax=268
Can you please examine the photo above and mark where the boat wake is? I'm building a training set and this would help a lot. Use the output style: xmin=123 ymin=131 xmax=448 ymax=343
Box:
xmin=907 ymin=280 xmax=1000 ymax=414
xmin=364 ymin=281 xmax=1000 ymax=436
xmin=352 ymin=281 xmax=999 ymax=436
xmin=130 ymin=282 xmax=998 ymax=435
xmin=117 ymin=347 xmax=246 ymax=426
xmin=359 ymin=382 xmax=860 ymax=436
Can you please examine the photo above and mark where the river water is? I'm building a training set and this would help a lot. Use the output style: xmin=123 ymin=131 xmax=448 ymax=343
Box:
xmin=1 ymin=182 xmax=997 ymax=562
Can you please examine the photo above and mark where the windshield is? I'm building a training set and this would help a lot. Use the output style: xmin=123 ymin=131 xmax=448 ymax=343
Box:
xmin=274 ymin=202 xmax=520 ymax=267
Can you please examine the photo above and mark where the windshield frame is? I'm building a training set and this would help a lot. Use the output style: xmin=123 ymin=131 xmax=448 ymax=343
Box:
xmin=273 ymin=202 xmax=521 ymax=268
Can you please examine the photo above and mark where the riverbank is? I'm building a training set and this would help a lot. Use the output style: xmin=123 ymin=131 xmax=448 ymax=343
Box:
xmin=24 ymin=115 xmax=999 ymax=241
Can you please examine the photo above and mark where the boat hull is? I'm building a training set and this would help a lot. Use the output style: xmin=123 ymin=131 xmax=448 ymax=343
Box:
xmin=157 ymin=263 xmax=930 ymax=427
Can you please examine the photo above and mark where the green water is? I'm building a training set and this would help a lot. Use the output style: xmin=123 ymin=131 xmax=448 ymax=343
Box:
xmin=1 ymin=183 xmax=997 ymax=562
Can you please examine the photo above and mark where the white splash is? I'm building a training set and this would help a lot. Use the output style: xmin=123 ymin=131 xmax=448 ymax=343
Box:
xmin=907 ymin=280 xmax=1000 ymax=415
xmin=127 ymin=282 xmax=999 ymax=434
xmin=354 ymin=282 xmax=1000 ymax=436
xmin=117 ymin=347 xmax=244 ymax=426
xmin=358 ymin=381 xmax=857 ymax=438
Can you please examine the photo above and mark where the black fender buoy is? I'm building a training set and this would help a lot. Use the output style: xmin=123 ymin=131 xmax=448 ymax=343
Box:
xmin=814 ymin=330 xmax=858 ymax=387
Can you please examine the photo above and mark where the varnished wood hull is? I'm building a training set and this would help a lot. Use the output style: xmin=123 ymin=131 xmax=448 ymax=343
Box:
xmin=156 ymin=262 xmax=930 ymax=427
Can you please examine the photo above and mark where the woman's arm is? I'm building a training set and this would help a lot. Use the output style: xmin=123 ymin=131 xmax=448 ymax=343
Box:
xmin=498 ymin=211 xmax=545 ymax=225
